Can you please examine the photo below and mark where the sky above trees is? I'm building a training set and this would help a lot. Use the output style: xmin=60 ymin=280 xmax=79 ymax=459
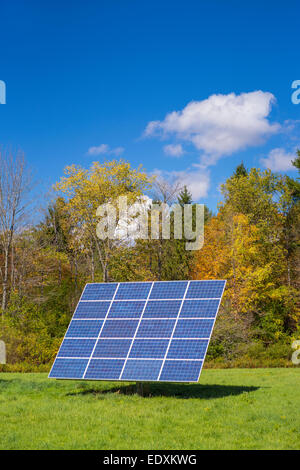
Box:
xmin=0 ymin=0 xmax=299 ymax=211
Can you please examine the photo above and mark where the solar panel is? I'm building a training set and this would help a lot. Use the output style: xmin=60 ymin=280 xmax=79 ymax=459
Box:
xmin=49 ymin=280 xmax=226 ymax=383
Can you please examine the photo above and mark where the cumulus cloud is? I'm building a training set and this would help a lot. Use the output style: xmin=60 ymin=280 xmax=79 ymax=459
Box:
xmin=87 ymin=144 xmax=109 ymax=156
xmin=145 ymin=91 xmax=280 ymax=165
xmin=87 ymin=144 xmax=125 ymax=157
xmin=163 ymin=144 xmax=184 ymax=157
xmin=173 ymin=168 xmax=210 ymax=200
xmin=153 ymin=166 xmax=210 ymax=201
xmin=260 ymin=148 xmax=297 ymax=172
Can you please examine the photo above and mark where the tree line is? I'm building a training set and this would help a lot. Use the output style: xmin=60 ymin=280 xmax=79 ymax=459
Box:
xmin=0 ymin=150 xmax=299 ymax=368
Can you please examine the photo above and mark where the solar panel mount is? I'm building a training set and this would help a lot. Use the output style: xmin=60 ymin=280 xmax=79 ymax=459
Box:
xmin=49 ymin=280 xmax=226 ymax=383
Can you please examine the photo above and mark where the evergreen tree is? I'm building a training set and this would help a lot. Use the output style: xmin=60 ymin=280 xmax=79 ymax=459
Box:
xmin=178 ymin=185 xmax=193 ymax=206
xmin=233 ymin=162 xmax=248 ymax=178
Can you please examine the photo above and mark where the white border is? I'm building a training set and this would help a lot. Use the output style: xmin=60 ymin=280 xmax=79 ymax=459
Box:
xmin=70 ymin=317 xmax=216 ymax=322
xmin=76 ymin=297 xmax=220 ymax=302
xmin=59 ymin=336 xmax=210 ymax=340
xmin=57 ymin=357 xmax=204 ymax=362
xmin=85 ymin=279 xmax=226 ymax=285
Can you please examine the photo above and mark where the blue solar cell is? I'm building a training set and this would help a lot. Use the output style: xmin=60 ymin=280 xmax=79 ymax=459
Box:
xmin=129 ymin=339 xmax=169 ymax=359
xmin=143 ymin=300 xmax=181 ymax=318
xmin=115 ymin=282 xmax=152 ymax=300
xmin=121 ymin=359 xmax=162 ymax=380
xmin=81 ymin=283 xmax=118 ymax=301
xmin=186 ymin=280 xmax=225 ymax=299
xmin=93 ymin=339 xmax=131 ymax=358
xmin=57 ymin=338 xmax=96 ymax=358
xmin=136 ymin=319 xmax=175 ymax=338
xmin=49 ymin=280 xmax=226 ymax=382
xmin=49 ymin=358 xmax=88 ymax=379
xmin=85 ymin=359 xmax=125 ymax=379
xmin=167 ymin=339 xmax=208 ymax=359
xmin=100 ymin=319 xmax=139 ymax=338
xmin=65 ymin=320 xmax=103 ymax=338
xmin=160 ymin=360 xmax=202 ymax=382
xmin=108 ymin=301 xmax=145 ymax=318
xmin=174 ymin=319 xmax=214 ymax=338
xmin=74 ymin=301 xmax=110 ymax=319
xmin=150 ymin=281 xmax=188 ymax=299
xmin=180 ymin=299 xmax=219 ymax=318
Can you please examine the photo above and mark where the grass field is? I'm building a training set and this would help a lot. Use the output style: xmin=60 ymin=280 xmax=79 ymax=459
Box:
xmin=0 ymin=368 xmax=299 ymax=450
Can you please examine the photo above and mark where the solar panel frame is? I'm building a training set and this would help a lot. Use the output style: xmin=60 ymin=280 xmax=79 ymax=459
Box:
xmin=49 ymin=279 xmax=226 ymax=383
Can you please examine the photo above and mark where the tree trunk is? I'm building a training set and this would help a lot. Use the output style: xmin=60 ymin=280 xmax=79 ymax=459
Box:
xmin=102 ymin=265 xmax=108 ymax=282
xmin=90 ymin=249 xmax=95 ymax=282
xmin=10 ymin=243 xmax=15 ymax=291
xmin=74 ymin=255 xmax=78 ymax=290
xmin=157 ymin=240 xmax=163 ymax=281
xmin=2 ymin=248 xmax=9 ymax=311
xmin=59 ymin=259 xmax=62 ymax=284
xmin=93 ymin=236 xmax=109 ymax=282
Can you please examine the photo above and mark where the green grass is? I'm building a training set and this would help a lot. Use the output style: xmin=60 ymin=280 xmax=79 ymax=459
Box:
xmin=0 ymin=369 xmax=299 ymax=449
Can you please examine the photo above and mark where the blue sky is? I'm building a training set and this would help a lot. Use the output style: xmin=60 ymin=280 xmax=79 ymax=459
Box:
xmin=1 ymin=0 xmax=299 ymax=211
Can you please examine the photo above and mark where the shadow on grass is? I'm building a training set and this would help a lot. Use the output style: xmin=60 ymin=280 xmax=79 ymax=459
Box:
xmin=67 ymin=382 xmax=260 ymax=399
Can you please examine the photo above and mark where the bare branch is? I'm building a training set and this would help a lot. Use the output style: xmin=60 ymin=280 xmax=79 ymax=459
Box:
xmin=0 ymin=149 xmax=32 ymax=311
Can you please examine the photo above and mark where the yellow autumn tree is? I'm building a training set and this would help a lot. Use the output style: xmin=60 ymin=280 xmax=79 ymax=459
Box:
xmin=192 ymin=214 xmax=229 ymax=280
xmin=193 ymin=213 xmax=263 ymax=316
xmin=55 ymin=159 xmax=152 ymax=281
xmin=193 ymin=165 xmax=299 ymax=342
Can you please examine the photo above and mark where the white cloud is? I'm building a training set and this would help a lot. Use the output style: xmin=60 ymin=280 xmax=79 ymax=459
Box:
xmin=163 ymin=144 xmax=184 ymax=157
xmin=112 ymin=146 xmax=125 ymax=156
xmin=153 ymin=166 xmax=210 ymax=201
xmin=173 ymin=168 xmax=210 ymax=200
xmin=145 ymin=91 xmax=280 ymax=165
xmin=87 ymin=144 xmax=109 ymax=156
xmin=87 ymin=144 xmax=125 ymax=157
xmin=260 ymin=148 xmax=297 ymax=172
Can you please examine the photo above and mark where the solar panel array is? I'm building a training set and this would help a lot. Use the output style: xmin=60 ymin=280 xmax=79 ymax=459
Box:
xmin=49 ymin=280 xmax=226 ymax=383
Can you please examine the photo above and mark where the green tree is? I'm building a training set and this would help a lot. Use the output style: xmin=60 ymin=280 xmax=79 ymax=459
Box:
xmin=194 ymin=165 xmax=299 ymax=345
xmin=233 ymin=162 xmax=248 ymax=178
